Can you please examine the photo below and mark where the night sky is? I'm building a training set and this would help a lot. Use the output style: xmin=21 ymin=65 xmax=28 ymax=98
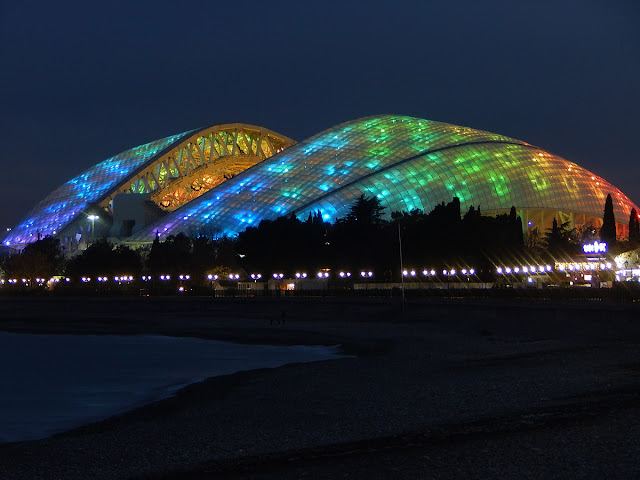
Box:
xmin=1 ymin=0 xmax=639 ymax=231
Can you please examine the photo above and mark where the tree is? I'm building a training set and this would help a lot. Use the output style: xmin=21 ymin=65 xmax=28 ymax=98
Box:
xmin=600 ymin=194 xmax=616 ymax=244
xmin=577 ymin=224 xmax=599 ymax=245
xmin=629 ymin=208 xmax=640 ymax=244
xmin=508 ymin=206 xmax=524 ymax=246
xmin=525 ymin=227 xmax=542 ymax=251
xmin=341 ymin=194 xmax=386 ymax=225
xmin=112 ymin=244 xmax=142 ymax=275
xmin=65 ymin=239 xmax=114 ymax=278
xmin=330 ymin=194 xmax=392 ymax=270
xmin=545 ymin=217 xmax=577 ymax=257
xmin=2 ymin=236 xmax=64 ymax=280
xmin=65 ymin=240 xmax=142 ymax=278
xmin=148 ymin=233 xmax=193 ymax=275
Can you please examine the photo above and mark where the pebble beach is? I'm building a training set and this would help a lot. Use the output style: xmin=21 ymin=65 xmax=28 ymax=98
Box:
xmin=1 ymin=296 xmax=640 ymax=479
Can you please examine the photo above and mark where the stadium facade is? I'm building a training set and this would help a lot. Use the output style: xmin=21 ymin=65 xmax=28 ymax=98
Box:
xmin=3 ymin=115 xmax=638 ymax=250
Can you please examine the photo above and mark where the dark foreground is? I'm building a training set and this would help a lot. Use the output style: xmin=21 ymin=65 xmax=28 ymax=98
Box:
xmin=1 ymin=296 xmax=640 ymax=479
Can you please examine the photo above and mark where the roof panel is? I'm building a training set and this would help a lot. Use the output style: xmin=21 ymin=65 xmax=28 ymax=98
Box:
xmin=130 ymin=114 xmax=638 ymax=241
xmin=3 ymin=130 xmax=195 ymax=246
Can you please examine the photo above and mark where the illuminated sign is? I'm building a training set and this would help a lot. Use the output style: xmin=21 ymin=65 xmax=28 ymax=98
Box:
xmin=583 ymin=241 xmax=607 ymax=254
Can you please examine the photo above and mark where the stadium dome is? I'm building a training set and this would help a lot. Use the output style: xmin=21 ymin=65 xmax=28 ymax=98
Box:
xmin=127 ymin=114 xmax=639 ymax=243
xmin=3 ymin=124 xmax=295 ymax=249
xmin=4 ymin=115 xmax=638 ymax=249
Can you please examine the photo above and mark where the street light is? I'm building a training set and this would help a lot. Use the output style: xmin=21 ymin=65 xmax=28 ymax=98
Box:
xmin=87 ymin=215 xmax=99 ymax=243
xmin=207 ymin=274 xmax=219 ymax=293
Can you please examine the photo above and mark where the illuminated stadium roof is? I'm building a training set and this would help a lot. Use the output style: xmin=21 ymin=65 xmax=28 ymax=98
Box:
xmin=4 ymin=115 xmax=639 ymax=248
xmin=126 ymin=115 xmax=639 ymax=243
xmin=3 ymin=124 xmax=295 ymax=247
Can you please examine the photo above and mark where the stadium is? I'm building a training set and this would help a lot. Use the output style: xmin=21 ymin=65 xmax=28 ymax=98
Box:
xmin=3 ymin=115 xmax=638 ymax=251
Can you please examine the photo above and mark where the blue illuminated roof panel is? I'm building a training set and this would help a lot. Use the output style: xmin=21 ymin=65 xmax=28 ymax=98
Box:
xmin=3 ymin=130 xmax=194 ymax=246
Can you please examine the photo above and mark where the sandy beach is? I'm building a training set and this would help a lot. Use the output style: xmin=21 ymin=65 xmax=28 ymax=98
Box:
xmin=1 ymin=296 xmax=640 ymax=479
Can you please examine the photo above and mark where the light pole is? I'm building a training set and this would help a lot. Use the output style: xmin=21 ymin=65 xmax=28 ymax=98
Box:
xmin=251 ymin=273 xmax=262 ymax=283
xmin=87 ymin=215 xmax=99 ymax=243
xmin=398 ymin=222 xmax=405 ymax=312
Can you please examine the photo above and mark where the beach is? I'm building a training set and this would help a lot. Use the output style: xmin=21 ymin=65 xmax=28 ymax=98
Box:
xmin=1 ymin=296 xmax=640 ymax=479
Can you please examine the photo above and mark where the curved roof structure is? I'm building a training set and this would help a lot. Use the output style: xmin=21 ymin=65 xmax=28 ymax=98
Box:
xmin=3 ymin=124 xmax=295 ymax=247
xmin=125 ymin=115 xmax=639 ymax=242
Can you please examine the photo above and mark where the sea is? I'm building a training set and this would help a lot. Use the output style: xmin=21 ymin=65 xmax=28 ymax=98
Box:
xmin=0 ymin=331 xmax=343 ymax=444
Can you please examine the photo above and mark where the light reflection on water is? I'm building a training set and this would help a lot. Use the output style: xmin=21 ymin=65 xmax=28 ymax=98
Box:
xmin=0 ymin=332 xmax=343 ymax=444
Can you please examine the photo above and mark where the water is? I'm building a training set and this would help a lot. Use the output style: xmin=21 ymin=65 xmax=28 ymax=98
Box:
xmin=0 ymin=332 xmax=343 ymax=444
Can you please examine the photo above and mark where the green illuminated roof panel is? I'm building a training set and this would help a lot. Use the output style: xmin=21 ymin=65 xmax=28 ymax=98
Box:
xmin=129 ymin=114 xmax=639 ymax=241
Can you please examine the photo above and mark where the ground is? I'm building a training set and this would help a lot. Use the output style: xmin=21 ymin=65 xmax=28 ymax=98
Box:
xmin=0 ymin=296 xmax=639 ymax=479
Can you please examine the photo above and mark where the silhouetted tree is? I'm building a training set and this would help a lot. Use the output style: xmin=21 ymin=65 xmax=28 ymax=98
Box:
xmin=331 ymin=195 xmax=392 ymax=270
xmin=148 ymin=235 xmax=165 ymax=274
xmin=66 ymin=239 xmax=113 ymax=278
xmin=545 ymin=217 xmax=577 ymax=257
xmin=213 ymin=235 xmax=240 ymax=269
xmin=237 ymin=214 xmax=324 ymax=273
xmin=600 ymin=194 xmax=616 ymax=244
xmin=66 ymin=240 xmax=142 ymax=278
xmin=629 ymin=208 xmax=640 ymax=244
xmin=508 ymin=206 xmax=524 ymax=246
xmin=148 ymin=233 xmax=193 ymax=275
xmin=2 ymin=236 xmax=64 ymax=280
xmin=524 ymin=227 xmax=543 ymax=254
xmin=112 ymin=244 xmax=142 ymax=275
xmin=577 ymin=224 xmax=599 ymax=245
xmin=341 ymin=194 xmax=386 ymax=225
xmin=191 ymin=236 xmax=217 ymax=277
xmin=546 ymin=218 xmax=561 ymax=251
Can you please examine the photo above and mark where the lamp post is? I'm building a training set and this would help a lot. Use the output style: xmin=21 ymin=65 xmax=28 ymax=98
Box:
xmin=398 ymin=222 xmax=405 ymax=312
xmin=87 ymin=215 xmax=99 ymax=243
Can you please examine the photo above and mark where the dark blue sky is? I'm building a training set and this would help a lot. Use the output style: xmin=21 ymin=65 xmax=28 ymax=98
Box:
xmin=1 ymin=0 xmax=639 ymax=230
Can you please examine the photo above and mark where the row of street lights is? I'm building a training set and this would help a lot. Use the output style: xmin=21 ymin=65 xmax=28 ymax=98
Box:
xmin=83 ymin=275 xmax=135 ymax=283
xmin=1 ymin=277 xmax=61 ymax=286
xmin=403 ymin=268 xmax=476 ymax=277
xmin=7 ymin=266 xmax=565 ymax=286
xmin=557 ymin=262 xmax=612 ymax=272
xmin=496 ymin=265 xmax=553 ymax=275
xmin=4 ymin=270 xmax=469 ymax=286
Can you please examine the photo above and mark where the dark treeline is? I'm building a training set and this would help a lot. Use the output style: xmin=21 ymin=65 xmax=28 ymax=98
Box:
xmin=2 ymin=194 xmax=636 ymax=284
xmin=234 ymin=196 xmax=526 ymax=281
xmin=147 ymin=234 xmax=238 ymax=279
xmin=174 ymin=195 xmax=530 ymax=282
xmin=392 ymin=198 xmax=524 ymax=269
xmin=66 ymin=240 xmax=142 ymax=278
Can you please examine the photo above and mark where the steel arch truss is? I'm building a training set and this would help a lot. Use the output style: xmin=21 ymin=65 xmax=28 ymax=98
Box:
xmin=100 ymin=124 xmax=295 ymax=213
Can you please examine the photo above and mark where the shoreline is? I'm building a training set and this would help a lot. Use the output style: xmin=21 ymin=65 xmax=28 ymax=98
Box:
xmin=2 ymin=297 xmax=640 ymax=479
xmin=0 ymin=332 xmax=346 ymax=447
